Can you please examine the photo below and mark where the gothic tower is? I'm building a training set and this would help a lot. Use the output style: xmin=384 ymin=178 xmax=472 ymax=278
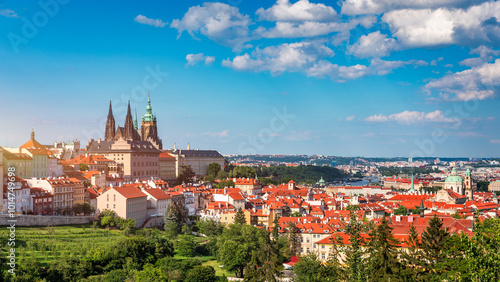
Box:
xmin=464 ymin=166 xmax=473 ymax=201
xmin=105 ymin=101 xmax=116 ymax=141
xmin=141 ymin=93 xmax=162 ymax=149
xmin=124 ymin=101 xmax=136 ymax=140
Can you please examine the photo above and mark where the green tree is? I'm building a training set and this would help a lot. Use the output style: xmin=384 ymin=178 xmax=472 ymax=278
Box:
xmin=164 ymin=204 xmax=182 ymax=237
xmin=272 ymin=215 xmax=280 ymax=239
xmin=293 ymin=252 xmax=339 ymax=282
xmin=134 ymin=263 xmax=168 ymax=282
xmin=182 ymin=223 xmax=192 ymax=235
xmin=234 ymin=208 xmax=246 ymax=225
xmin=342 ymin=210 xmax=367 ymax=281
xmin=217 ymin=224 xmax=266 ymax=278
xmin=400 ymin=223 xmax=423 ymax=279
xmin=79 ymin=163 xmax=89 ymax=171
xmin=177 ymin=235 xmax=197 ymax=257
xmin=290 ymin=212 xmax=302 ymax=217
xmin=14 ymin=258 xmax=41 ymax=281
xmin=218 ymin=179 xmax=235 ymax=189
xmin=196 ymin=219 xmax=225 ymax=236
xmin=393 ymin=206 xmax=407 ymax=216
xmin=285 ymin=222 xmax=299 ymax=257
xmin=185 ymin=265 xmax=217 ymax=282
xmin=367 ymin=216 xmax=402 ymax=281
xmin=207 ymin=163 xmax=222 ymax=178
xmin=420 ymin=215 xmax=450 ymax=278
xmin=245 ymin=231 xmax=282 ymax=282
xmin=178 ymin=165 xmax=196 ymax=184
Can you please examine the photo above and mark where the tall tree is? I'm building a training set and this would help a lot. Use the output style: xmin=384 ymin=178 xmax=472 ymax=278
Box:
xmin=272 ymin=215 xmax=280 ymax=239
xmin=178 ymin=165 xmax=196 ymax=184
xmin=367 ymin=216 xmax=402 ymax=281
xmin=285 ymin=222 xmax=299 ymax=257
xmin=234 ymin=208 xmax=246 ymax=225
xmin=400 ymin=222 xmax=423 ymax=279
xmin=244 ymin=231 xmax=282 ymax=282
xmin=206 ymin=163 xmax=221 ymax=178
xmin=343 ymin=210 xmax=367 ymax=282
xmin=420 ymin=215 xmax=450 ymax=278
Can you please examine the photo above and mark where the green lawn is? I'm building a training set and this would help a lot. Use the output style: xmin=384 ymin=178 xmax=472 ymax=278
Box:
xmin=202 ymin=259 xmax=235 ymax=277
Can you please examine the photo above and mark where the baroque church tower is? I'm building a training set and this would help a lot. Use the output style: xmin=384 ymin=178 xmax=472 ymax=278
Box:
xmin=464 ymin=166 xmax=473 ymax=201
xmin=105 ymin=101 xmax=116 ymax=141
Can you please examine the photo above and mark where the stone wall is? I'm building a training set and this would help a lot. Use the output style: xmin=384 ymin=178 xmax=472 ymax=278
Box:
xmin=0 ymin=215 xmax=94 ymax=226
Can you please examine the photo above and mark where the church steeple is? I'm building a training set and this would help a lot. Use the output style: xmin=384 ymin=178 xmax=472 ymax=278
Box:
xmin=105 ymin=101 xmax=116 ymax=141
xmin=124 ymin=101 xmax=135 ymax=140
xmin=142 ymin=92 xmax=154 ymax=122
xmin=31 ymin=128 xmax=35 ymax=141
xmin=133 ymin=108 xmax=138 ymax=130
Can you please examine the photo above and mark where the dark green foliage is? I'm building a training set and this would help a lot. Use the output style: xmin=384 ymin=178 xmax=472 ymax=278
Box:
xmin=285 ymin=222 xmax=299 ymax=257
xmin=217 ymin=224 xmax=266 ymax=278
xmin=177 ymin=235 xmax=197 ymax=257
xmin=217 ymin=179 xmax=235 ymax=188
xmin=420 ymin=215 xmax=450 ymax=277
xmin=155 ymin=257 xmax=202 ymax=281
xmin=366 ymin=216 xmax=402 ymax=281
xmin=244 ymin=231 xmax=282 ymax=282
xmin=234 ymin=208 xmax=246 ymax=225
xmin=207 ymin=163 xmax=222 ymax=179
xmin=79 ymin=163 xmax=89 ymax=171
xmin=164 ymin=204 xmax=183 ymax=236
xmin=46 ymin=255 xmax=91 ymax=281
xmin=293 ymin=252 xmax=339 ymax=282
xmin=185 ymin=265 xmax=217 ymax=282
xmin=393 ymin=206 xmax=407 ymax=216
xmin=477 ymin=180 xmax=490 ymax=192
xmin=255 ymin=165 xmax=345 ymax=184
xmin=97 ymin=209 xmax=136 ymax=232
xmin=196 ymin=219 xmax=225 ymax=236
xmin=178 ymin=165 xmax=196 ymax=184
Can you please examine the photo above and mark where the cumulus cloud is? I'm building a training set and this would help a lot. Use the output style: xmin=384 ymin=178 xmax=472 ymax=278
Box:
xmin=171 ymin=2 xmax=251 ymax=50
xmin=306 ymin=58 xmax=427 ymax=82
xmin=341 ymin=0 xmax=489 ymax=15
xmin=424 ymin=59 xmax=500 ymax=101
xmin=348 ymin=31 xmax=398 ymax=58
xmin=186 ymin=53 xmax=215 ymax=66
xmin=365 ymin=110 xmax=458 ymax=124
xmin=346 ymin=115 xmax=356 ymax=121
xmin=382 ymin=1 xmax=500 ymax=48
xmin=222 ymin=40 xmax=335 ymax=75
xmin=0 ymin=9 xmax=18 ymax=18
xmin=459 ymin=46 xmax=500 ymax=67
xmin=256 ymin=16 xmax=376 ymax=39
xmin=134 ymin=15 xmax=167 ymax=28
xmin=256 ymin=0 xmax=337 ymax=22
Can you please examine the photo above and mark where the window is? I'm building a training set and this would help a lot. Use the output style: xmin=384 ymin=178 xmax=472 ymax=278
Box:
xmin=322 ymin=245 xmax=325 ymax=249
xmin=307 ymin=238 xmax=310 ymax=243
xmin=321 ymin=253 xmax=325 ymax=260
xmin=107 ymin=204 xmax=109 ymax=208
xmin=107 ymin=194 xmax=109 ymax=201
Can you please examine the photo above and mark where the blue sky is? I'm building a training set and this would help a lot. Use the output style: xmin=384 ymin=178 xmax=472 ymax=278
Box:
xmin=0 ymin=0 xmax=499 ymax=157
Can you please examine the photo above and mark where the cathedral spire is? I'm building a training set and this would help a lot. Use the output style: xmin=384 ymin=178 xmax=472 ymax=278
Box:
xmin=105 ymin=101 xmax=116 ymax=141
xmin=124 ymin=101 xmax=135 ymax=140
xmin=134 ymin=108 xmax=138 ymax=130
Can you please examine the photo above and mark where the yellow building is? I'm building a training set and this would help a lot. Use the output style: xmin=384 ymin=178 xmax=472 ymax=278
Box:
xmin=1 ymin=147 xmax=32 ymax=178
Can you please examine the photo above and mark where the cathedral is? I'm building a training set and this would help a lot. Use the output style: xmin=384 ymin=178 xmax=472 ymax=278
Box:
xmin=105 ymin=94 xmax=163 ymax=150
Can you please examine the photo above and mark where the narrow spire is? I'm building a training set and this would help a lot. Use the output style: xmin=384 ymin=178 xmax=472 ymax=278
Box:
xmin=419 ymin=198 xmax=425 ymax=218
xmin=105 ymin=101 xmax=116 ymax=141
xmin=409 ymin=174 xmax=415 ymax=192
xmin=108 ymin=100 xmax=113 ymax=115
xmin=134 ymin=108 xmax=138 ymax=130
xmin=31 ymin=128 xmax=35 ymax=141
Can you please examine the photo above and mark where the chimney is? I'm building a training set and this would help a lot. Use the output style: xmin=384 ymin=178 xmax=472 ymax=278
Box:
xmin=97 ymin=138 xmax=101 ymax=143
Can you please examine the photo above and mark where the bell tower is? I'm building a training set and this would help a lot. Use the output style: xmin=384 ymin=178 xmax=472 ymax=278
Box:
xmin=464 ymin=166 xmax=473 ymax=201
xmin=141 ymin=92 xmax=162 ymax=149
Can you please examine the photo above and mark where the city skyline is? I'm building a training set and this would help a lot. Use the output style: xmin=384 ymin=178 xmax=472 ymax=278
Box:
xmin=1 ymin=0 xmax=499 ymax=157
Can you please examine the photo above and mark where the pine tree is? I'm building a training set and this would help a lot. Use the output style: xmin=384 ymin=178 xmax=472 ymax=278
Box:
xmin=164 ymin=204 xmax=179 ymax=236
xmin=234 ymin=208 xmax=246 ymax=225
xmin=285 ymin=222 xmax=299 ymax=257
xmin=272 ymin=215 xmax=280 ymax=239
xmin=367 ymin=216 xmax=402 ymax=281
xmin=343 ymin=210 xmax=367 ymax=282
xmin=401 ymin=222 xmax=423 ymax=279
xmin=244 ymin=231 xmax=282 ymax=282
xmin=420 ymin=215 xmax=450 ymax=277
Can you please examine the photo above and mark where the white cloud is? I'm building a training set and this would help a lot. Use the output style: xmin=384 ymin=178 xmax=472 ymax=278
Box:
xmin=186 ymin=53 xmax=216 ymax=66
xmin=348 ymin=31 xmax=398 ymax=58
xmin=0 ymin=9 xmax=18 ymax=18
xmin=171 ymin=2 xmax=251 ymax=50
xmin=284 ymin=130 xmax=316 ymax=141
xmin=256 ymin=16 xmax=375 ymax=39
xmin=382 ymin=1 xmax=500 ymax=48
xmin=222 ymin=41 xmax=334 ymax=75
xmin=346 ymin=115 xmax=356 ymax=121
xmin=490 ymin=139 xmax=500 ymax=144
xmin=365 ymin=110 xmax=458 ymax=124
xmin=256 ymin=0 xmax=337 ymax=22
xmin=134 ymin=15 xmax=167 ymax=28
xmin=425 ymin=59 xmax=500 ymax=101
xmin=341 ymin=0 xmax=489 ymax=15
xmin=202 ymin=130 xmax=230 ymax=138
xmin=459 ymin=46 xmax=500 ymax=67
xmin=306 ymin=58 xmax=427 ymax=82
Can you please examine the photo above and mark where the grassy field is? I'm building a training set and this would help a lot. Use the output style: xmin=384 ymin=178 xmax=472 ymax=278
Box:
xmin=1 ymin=225 xmax=234 ymax=278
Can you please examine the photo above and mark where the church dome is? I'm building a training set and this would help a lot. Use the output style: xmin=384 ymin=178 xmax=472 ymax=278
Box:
xmin=445 ymin=167 xmax=463 ymax=183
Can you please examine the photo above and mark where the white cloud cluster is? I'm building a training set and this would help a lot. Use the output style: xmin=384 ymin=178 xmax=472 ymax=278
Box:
xmin=348 ymin=31 xmax=398 ymax=58
xmin=134 ymin=15 xmax=167 ymax=28
xmin=256 ymin=0 xmax=337 ymax=22
xmin=171 ymin=2 xmax=251 ymax=50
xmin=306 ymin=58 xmax=427 ymax=81
xmin=424 ymin=59 xmax=500 ymax=101
xmin=459 ymin=46 xmax=500 ymax=67
xmin=382 ymin=1 xmax=500 ymax=48
xmin=202 ymin=130 xmax=230 ymax=138
xmin=186 ymin=53 xmax=215 ymax=66
xmin=0 ymin=9 xmax=18 ymax=18
xmin=222 ymin=41 xmax=334 ymax=75
xmin=365 ymin=110 xmax=457 ymax=123
xmin=341 ymin=0 xmax=488 ymax=15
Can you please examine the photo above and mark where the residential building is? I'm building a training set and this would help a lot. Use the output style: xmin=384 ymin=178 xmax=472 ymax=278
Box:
xmin=96 ymin=185 xmax=147 ymax=228
xmin=169 ymin=147 xmax=224 ymax=177
xmin=30 ymin=187 xmax=53 ymax=215
xmin=159 ymin=151 xmax=176 ymax=180
xmin=26 ymin=177 xmax=74 ymax=213
xmin=2 ymin=175 xmax=30 ymax=213
xmin=1 ymin=148 xmax=32 ymax=178
xmin=143 ymin=188 xmax=172 ymax=217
